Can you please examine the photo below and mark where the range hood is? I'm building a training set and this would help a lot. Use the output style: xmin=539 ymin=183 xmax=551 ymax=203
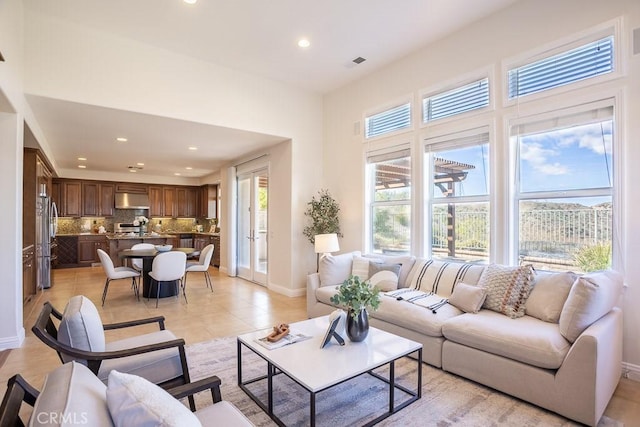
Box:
xmin=115 ymin=193 xmax=150 ymax=209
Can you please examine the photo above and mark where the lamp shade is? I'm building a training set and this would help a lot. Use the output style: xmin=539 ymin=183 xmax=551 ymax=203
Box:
xmin=314 ymin=233 xmax=340 ymax=254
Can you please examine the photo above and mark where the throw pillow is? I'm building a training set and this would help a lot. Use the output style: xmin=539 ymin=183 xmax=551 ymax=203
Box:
xmin=559 ymin=270 xmax=623 ymax=343
xmin=366 ymin=254 xmax=416 ymax=287
xmin=319 ymin=251 xmax=361 ymax=287
xmin=478 ymin=264 xmax=534 ymax=319
xmin=107 ymin=370 xmax=201 ymax=427
xmin=368 ymin=263 xmax=401 ymax=292
xmin=409 ymin=259 xmax=486 ymax=297
xmin=526 ymin=271 xmax=577 ymax=323
xmin=449 ymin=282 xmax=487 ymax=314
xmin=351 ymin=255 xmax=375 ymax=281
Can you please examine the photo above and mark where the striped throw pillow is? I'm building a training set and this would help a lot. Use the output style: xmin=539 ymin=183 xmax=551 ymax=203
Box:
xmin=409 ymin=259 xmax=485 ymax=297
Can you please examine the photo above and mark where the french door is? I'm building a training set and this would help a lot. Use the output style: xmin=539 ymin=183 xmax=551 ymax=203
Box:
xmin=237 ymin=169 xmax=268 ymax=285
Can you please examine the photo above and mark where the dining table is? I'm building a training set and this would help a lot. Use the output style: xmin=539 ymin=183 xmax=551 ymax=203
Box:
xmin=118 ymin=247 xmax=199 ymax=298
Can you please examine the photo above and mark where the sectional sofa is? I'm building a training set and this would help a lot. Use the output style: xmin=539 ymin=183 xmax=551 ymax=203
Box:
xmin=306 ymin=251 xmax=624 ymax=426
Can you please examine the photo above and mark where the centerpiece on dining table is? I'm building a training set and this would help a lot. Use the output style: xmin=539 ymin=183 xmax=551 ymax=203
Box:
xmin=133 ymin=216 xmax=149 ymax=236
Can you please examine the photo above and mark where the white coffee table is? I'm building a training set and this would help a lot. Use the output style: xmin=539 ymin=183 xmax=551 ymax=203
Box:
xmin=237 ymin=316 xmax=422 ymax=427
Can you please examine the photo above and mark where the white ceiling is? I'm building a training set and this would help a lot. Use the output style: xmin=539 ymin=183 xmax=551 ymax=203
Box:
xmin=22 ymin=0 xmax=520 ymax=181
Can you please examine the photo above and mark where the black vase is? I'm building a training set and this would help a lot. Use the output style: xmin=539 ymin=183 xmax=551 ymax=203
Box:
xmin=346 ymin=309 xmax=369 ymax=342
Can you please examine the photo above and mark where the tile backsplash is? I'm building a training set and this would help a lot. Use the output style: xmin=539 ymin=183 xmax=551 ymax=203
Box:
xmin=56 ymin=209 xmax=217 ymax=234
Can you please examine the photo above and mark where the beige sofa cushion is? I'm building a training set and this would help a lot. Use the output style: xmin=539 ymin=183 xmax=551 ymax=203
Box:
xmin=408 ymin=259 xmax=485 ymax=296
xmin=195 ymin=401 xmax=255 ymax=427
xmin=559 ymin=269 xmax=623 ymax=342
xmin=319 ymin=251 xmax=361 ymax=287
xmin=526 ymin=271 xmax=577 ymax=323
xmin=479 ymin=264 xmax=534 ymax=319
xmin=29 ymin=362 xmax=111 ymax=427
xmin=442 ymin=310 xmax=571 ymax=369
xmin=351 ymin=255 xmax=371 ymax=280
xmin=58 ymin=295 xmax=106 ymax=363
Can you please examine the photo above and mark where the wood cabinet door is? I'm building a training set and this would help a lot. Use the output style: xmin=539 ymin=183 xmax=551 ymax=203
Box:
xmin=63 ymin=181 xmax=82 ymax=217
xmin=194 ymin=236 xmax=207 ymax=250
xmin=77 ymin=239 xmax=97 ymax=264
xmin=99 ymin=183 xmax=115 ymax=217
xmin=163 ymin=187 xmax=176 ymax=218
xmin=176 ymin=187 xmax=188 ymax=217
xmin=149 ymin=186 xmax=163 ymax=217
xmin=82 ymin=182 xmax=99 ymax=216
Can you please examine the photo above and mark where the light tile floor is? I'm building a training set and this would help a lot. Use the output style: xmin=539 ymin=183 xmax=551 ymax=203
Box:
xmin=1 ymin=265 xmax=639 ymax=425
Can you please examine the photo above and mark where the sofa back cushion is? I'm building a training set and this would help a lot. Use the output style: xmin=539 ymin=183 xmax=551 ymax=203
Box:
xmin=559 ymin=269 xmax=623 ymax=342
xmin=58 ymin=295 xmax=106 ymax=363
xmin=526 ymin=271 xmax=577 ymax=323
xmin=29 ymin=362 xmax=111 ymax=427
xmin=319 ymin=251 xmax=361 ymax=287
xmin=408 ymin=259 xmax=485 ymax=297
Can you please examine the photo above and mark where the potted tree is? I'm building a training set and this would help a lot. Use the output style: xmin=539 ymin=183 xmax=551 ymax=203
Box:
xmin=330 ymin=275 xmax=381 ymax=342
xmin=303 ymin=189 xmax=342 ymax=244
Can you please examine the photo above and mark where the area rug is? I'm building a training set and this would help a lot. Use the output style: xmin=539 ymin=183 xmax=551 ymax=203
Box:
xmin=186 ymin=336 xmax=622 ymax=427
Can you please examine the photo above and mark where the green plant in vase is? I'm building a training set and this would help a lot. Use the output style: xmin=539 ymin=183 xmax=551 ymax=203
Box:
xmin=330 ymin=275 xmax=381 ymax=342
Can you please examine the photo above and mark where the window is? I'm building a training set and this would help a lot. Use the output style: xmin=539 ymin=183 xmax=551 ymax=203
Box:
xmin=425 ymin=132 xmax=490 ymax=262
xmin=365 ymin=103 xmax=411 ymax=139
xmin=367 ymin=149 xmax=411 ymax=254
xmin=508 ymin=36 xmax=614 ymax=99
xmin=423 ymin=78 xmax=489 ymax=123
xmin=513 ymin=103 xmax=614 ymax=272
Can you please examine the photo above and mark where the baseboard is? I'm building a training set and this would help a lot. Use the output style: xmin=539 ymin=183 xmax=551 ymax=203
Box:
xmin=0 ymin=328 xmax=25 ymax=350
xmin=622 ymin=361 xmax=640 ymax=381
xmin=219 ymin=266 xmax=229 ymax=275
xmin=268 ymin=281 xmax=305 ymax=297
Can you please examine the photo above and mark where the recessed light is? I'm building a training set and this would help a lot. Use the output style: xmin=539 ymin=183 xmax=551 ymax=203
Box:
xmin=129 ymin=169 xmax=137 ymax=173
xmin=183 ymin=0 xmax=197 ymax=4
xmin=298 ymin=39 xmax=311 ymax=48
xmin=185 ymin=167 xmax=193 ymax=170
xmin=188 ymin=146 xmax=198 ymax=151
xmin=116 ymin=137 xmax=128 ymax=142
xmin=174 ymin=172 xmax=181 ymax=176
xmin=77 ymin=157 xmax=87 ymax=161
xmin=78 ymin=165 xmax=87 ymax=169
xmin=137 ymin=162 xmax=145 ymax=166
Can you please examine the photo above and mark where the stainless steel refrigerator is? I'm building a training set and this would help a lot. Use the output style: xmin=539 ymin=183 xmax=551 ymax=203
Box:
xmin=36 ymin=185 xmax=58 ymax=289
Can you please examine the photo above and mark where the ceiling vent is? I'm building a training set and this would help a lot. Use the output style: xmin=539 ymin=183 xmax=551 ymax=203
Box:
xmin=352 ymin=57 xmax=366 ymax=65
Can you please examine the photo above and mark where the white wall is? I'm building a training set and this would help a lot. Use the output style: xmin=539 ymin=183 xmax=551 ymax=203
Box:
xmin=324 ymin=0 xmax=640 ymax=369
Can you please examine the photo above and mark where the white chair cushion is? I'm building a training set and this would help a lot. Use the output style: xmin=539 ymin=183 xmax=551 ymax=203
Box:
xmin=29 ymin=362 xmax=111 ymax=427
xmin=99 ymin=330 xmax=183 ymax=385
xmin=195 ymin=401 xmax=255 ymax=427
xmin=58 ymin=295 xmax=106 ymax=363
xmin=186 ymin=262 xmax=207 ymax=272
xmin=111 ymin=266 xmax=140 ymax=280
xmin=107 ymin=370 xmax=201 ymax=427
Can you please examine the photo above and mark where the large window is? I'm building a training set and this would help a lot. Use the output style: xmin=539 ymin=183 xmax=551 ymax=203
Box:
xmin=426 ymin=132 xmax=490 ymax=262
xmin=367 ymin=150 xmax=411 ymax=255
xmin=513 ymin=103 xmax=614 ymax=272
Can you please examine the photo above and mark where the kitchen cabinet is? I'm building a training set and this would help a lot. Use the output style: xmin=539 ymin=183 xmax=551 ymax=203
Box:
xmin=198 ymin=184 xmax=218 ymax=219
xmin=176 ymin=187 xmax=198 ymax=218
xmin=212 ymin=235 xmax=220 ymax=267
xmin=22 ymin=245 xmax=36 ymax=303
xmin=82 ymin=181 xmax=115 ymax=217
xmin=78 ymin=235 xmax=109 ymax=265
xmin=23 ymin=148 xmax=53 ymax=249
xmin=149 ymin=186 xmax=177 ymax=217
xmin=58 ymin=180 xmax=82 ymax=217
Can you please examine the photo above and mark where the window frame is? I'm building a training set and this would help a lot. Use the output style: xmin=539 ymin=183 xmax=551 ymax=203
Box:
xmin=363 ymin=95 xmax=414 ymax=141
xmin=501 ymin=18 xmax=623 ymax=107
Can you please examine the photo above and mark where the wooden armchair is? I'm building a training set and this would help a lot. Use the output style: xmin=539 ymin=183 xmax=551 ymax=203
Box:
xmin=0 ymin=362 xmax=253 ymax=427
xmin=31 ymin=296 xmax=194 ymax=409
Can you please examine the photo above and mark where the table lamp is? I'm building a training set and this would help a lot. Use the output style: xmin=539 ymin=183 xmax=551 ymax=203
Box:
xmin=314 ymin=233 xmax=340 ymax=271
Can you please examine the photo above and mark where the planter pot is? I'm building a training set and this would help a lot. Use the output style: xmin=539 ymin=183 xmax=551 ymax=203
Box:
xmin=346 ymin=309 xmax=369 ymax=342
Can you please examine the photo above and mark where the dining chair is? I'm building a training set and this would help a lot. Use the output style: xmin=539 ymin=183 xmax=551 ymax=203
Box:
xmin=97 ymin=249 xmax=140 ymax=306
xmin=184 ymin=244 xmax=214 ymax=292
xmin=130 ymin=242 xmax=155 ymax=272
xmin=149 ymin=251 xmax=187 ymax=307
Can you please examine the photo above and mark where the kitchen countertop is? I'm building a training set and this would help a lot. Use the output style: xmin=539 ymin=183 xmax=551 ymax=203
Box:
xmin=55 ymin=232 xmax=219 ymax=238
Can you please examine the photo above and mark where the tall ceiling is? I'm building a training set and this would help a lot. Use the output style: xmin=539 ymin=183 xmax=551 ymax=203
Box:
xmin=22 ymin=0 xmax=520 ymax=181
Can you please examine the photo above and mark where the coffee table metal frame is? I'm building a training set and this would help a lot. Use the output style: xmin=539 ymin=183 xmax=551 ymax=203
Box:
xmin=237 ymin=317 xmax=422 ymax=427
